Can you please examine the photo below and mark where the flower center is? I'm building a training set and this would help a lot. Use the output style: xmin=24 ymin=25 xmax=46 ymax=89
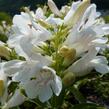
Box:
xmin=36 ymin=67 xmax=55 ymax=87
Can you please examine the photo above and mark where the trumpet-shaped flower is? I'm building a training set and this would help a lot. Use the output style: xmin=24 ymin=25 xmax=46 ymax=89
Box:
xmin=63 ymin=3 xmax=109 ymax=57
xmin=64 ymin=0 xmax=90 ymax=27
xmin=0 ymin=63 xmax=23 ymax=107
xmin=67 ymin=48 xmax=109 ymax=76
xmin=0 ymin=63 xmax=26 ymax=109
xmin=0 ymin=64 xmax=7 ymax=105
xmin=7 ymin=12 xmax=52 ymax=60
xmin=21 ymin=66 xmax=62 ymax=102
xmin=3 ymin=58 xmax=62 ymax=103
xmin=2 ymin=89 xmax=26 ymax=109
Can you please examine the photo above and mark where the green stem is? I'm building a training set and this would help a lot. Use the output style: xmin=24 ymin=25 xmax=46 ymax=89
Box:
xmin=71 ymin=85 xmax=86 ymax=103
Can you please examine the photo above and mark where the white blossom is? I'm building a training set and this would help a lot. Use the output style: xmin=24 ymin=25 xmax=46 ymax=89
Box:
xmin=2 ymin=89 xmax=26 ymax=109
xmin=63 ymin=3 xmax=109 ymax=57
xmin=7 ymin=12 xmax=52 ymax=61
xmin=0 ymin=64 xmax=7 ymax=105
xmin=67 ymin=48 xmax=109 ymax=76
xmin=3 ymin=59 xmax=62 ymax=103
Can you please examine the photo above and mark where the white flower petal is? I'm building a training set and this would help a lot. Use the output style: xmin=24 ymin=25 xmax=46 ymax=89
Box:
xmin=64 ymin=1 xmax=81 ymax=24
xmin=67 ymin=48 xmax=98 ymax=76
xmin=79 ymin=4 xmax=97 ymax=30
xmin=90 ymin=56 xmax=109 ymax=74
xmin=64 ymin=28 xmax=97 ymax=56
xmin=13 ymin=13 xmax=31 ymax=33
xmin=3 ymin=89 xmax=25 ymax=109
xmin=90 ymin=37 xmax=108 ymax=48
xmin=46 ymin=15 xmax=63 ymax=26
xmin=64 ymin=0 xmax=90 ymax=27
xmin=91 ymin=56 xmax=108 ymax=64
xmin=35 ymin=8 xmax=45 ymax=20
xmin=91 ymin=37 xmax=108 ymax=44
xmin=22 ymin=81 xmax=39 ymax=99
xmin=39 ymin=85 xmax=52 ymax=102
xmin=0 ymin=67 xmax=7 ymax=105
xmin=91 ymin=63 xmax=109 ymax=74
xmin=92 ymin=24 xmax=109 ymax=37
xmin=51 ymin=76 xmax=62 ymax=96
xmin=12 ymin=62 xmax=38 ymax=82
xmin=3 ymin=60 xmax=23 ymax=76
xmin=32 ymin=21 xmax=52 ymax=38
xmin=48 ymin=0 xmax=62 ymax=17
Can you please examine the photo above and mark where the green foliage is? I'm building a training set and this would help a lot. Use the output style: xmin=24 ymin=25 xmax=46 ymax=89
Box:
xmin=72 ymin=103 xmax=106 ymax=109
xmin=0 ymin=33 xmax=8 ymax=42
xmin=0 ymin=12 xmax=12 ymax=25
xmin=103 ymin=16 xmax=109 ymax=23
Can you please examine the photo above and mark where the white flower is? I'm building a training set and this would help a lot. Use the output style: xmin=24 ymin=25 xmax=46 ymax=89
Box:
xmin=0 ymin=62 xmax=26 ymax=109
xmin=7 ymin=12 xmax=52 ymax=60
xmin=63 ymin=28 xmax=108 ymax=57
xmin=2 ymin=89 xmax=26 ymax=109
xmin=3 ymin=56 xmax=52 ymax=77
xmin=60 ymin=5 xmax=70 ymax=15
xmin=48 ymin=0 xmax=62 ymax=17
xmin=21 ymin=66 xmax=62 ymax=102
xmin=91 ymin=24 xmax=109 ymax=37
xmin=67 ymin=48 xmax=109 ymax=76
xmin=64 ymin=0 xmax=90 ymax=27
xmin=64 ymin=1 xmax=81 ymax=25
xmin=3 ymin=59 xmax=62 ymax=102
xmin=63 ymin=3 xmax=109 ymax=57
xmin=46 ymin=14 xmax=63 ymax=26
xmin=0 ymin=64 xmax=7 ymax=105
xmin=35 ymin=7 xmax=46 ymax=20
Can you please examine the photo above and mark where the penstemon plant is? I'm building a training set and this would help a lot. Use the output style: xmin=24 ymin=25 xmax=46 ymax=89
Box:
xmin=0 ymin=0 xmax=109 ymax=108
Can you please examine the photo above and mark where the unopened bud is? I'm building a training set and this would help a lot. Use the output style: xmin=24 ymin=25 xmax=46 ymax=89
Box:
xmin=59 ymin=46 xmax=76 ymax=66
xmin=59 ymin=46 xmax=76 ymax=59
xmin=23 ymin=7 xmax=30 ymax=13
xmin=38 ymin=19 xmax=53 ymax=29
xmin=0 ymin=46 xmax=10 ymax=60
xmin=0 ymin=80 xmax=4 ymax=96
xmin=63 ymin=72 xmax=75 ymax=87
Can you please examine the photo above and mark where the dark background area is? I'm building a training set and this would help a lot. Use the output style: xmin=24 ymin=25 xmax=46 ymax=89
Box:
xmin=0 ymin=0 xmax=109 ymax=16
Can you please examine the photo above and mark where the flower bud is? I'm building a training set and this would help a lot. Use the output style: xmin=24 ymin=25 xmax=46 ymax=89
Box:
xmin=0 ymin=45 xmax=10 ymax=60
xmin=23 ymin=7 xmax=30 ymax=13
xmin=48 ymin=0 xmax=62 ymax=17
xmin=62 ymin=72 xmax=75 ymax=87
xmin=59 ymin=46 xmax=76 ymax=65
xmin=38 ymin=19 xmax=53 ymax=29
xmin=0 ymin=80 xmax=4 ymax=96
xmin=59 ymin=46 xmax=76 ymax=59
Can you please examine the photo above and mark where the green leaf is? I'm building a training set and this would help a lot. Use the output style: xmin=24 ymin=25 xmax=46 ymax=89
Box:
xmin=103 ymin=16 xmax=109 ymax=23
xmin=72 ymin=103 xmax=106 ymax=109
xmin=0 ymin=34 xmax=8 ymax=42
xmin=8 ymin=82 xmax=19 ymax=93
xmin=71 ymin=85 xmax=86 ymax=103
xmin=50 ymin=88 xmax=66 ymax=108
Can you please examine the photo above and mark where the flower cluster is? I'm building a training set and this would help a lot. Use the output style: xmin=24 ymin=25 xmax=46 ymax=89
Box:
xmin=0 ymin=0 xmax=109 ymax=108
